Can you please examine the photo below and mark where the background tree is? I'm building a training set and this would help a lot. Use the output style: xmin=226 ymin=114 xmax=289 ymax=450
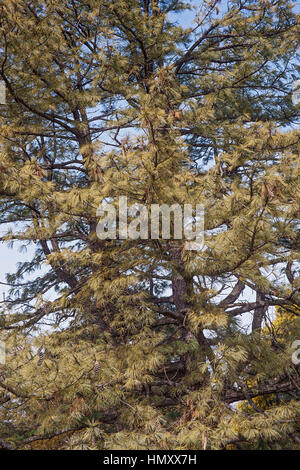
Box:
xmin=0 ymin=0 xmax=299 ymax=450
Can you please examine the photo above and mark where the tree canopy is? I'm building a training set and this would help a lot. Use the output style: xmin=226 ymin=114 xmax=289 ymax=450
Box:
xmin=0 ymin=0 xmax=299 ymax=450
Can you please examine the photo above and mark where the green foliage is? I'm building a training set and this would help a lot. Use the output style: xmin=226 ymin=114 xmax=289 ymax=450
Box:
xmin=0 ymin=0 xmax=299 ymax=450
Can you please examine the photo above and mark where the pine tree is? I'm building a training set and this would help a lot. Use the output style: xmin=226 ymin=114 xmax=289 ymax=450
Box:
xmin=0 ymin=0 xmax=299 ymax=450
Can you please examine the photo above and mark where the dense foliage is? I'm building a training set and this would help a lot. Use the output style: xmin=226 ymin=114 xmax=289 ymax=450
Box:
xmin=0 ymin=0 xmax=299 ymax=449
